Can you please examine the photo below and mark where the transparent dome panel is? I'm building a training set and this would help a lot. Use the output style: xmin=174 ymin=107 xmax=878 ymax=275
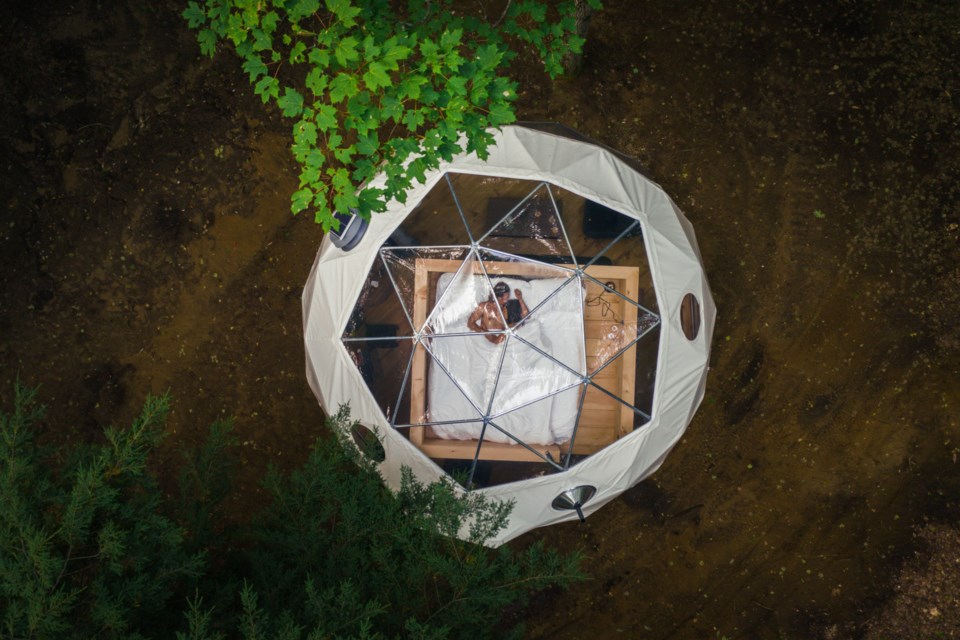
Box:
xmin=509 ymin=276 xmax=586 ymax=377
xmin=581 ymin=276 xmax=660 ymax=375
xmin=343 ymin=252 xmax=416 ymax=339
xmin=489 ymin=382 xmax=584 ymax=447
xmin=398 ymin=340 xmax=485 ymax=428
xmin=424 ymin=252 xmax=506 ymax=338
xmin=477 ymin=247 xmax=576 ymax=281
xmin=572 ymin=381 xmax=647 ymax=449
xmin=587 ymin=320 xmax=660 ymax=431
xmin=343 ymin=337 xmax=415 ymax=425
xmin=548 ymin=187 xmax=642 ymax=263
xmin=392 ymin=174 xmax=472 ymax=246
xmin=422 ymin=332 xmax=504 ymax=418
xmin=488 ymin=335 xmax=582 ymax=417
xmin=379 ymin=246 xmax=470 ymax=332
xmin=444 ymin=172 xmax=553 ymax=242
xmin=478 ymin=185 xmax=576 ymax=262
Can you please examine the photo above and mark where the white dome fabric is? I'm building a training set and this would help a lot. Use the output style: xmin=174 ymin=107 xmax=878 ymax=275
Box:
xmin=302 ymin=124 xmax=715 ymax=546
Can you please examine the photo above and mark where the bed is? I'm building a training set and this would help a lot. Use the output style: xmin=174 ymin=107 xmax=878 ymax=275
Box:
xmin=408 ymin=258 xmax=641 ymax=462
xmin=426 ymin=272 xmax=584 ymax=447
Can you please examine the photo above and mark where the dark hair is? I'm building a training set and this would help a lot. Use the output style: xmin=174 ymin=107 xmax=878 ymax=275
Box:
xmin=505 ymin=298 xmax=523 ymax=324
xmin=493 ymin=282 xmax=510 ymax=297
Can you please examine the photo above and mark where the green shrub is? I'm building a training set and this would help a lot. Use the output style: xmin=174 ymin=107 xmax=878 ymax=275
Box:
xmin=0 ymin=382 xmax=204 ymax=639
xmin=233 ymin=405 xmax=584 ymax=639
xmin=1 ymin=384 xmax=584 ymax=639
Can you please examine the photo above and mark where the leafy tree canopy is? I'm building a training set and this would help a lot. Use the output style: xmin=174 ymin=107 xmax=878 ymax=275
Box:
xmin=184 ymin=0 xmax=602 ymax=230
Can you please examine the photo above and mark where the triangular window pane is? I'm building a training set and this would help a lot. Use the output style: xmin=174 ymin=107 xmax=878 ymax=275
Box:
xmin=343 ymin=337 xmax=415 ymax=425
xmin=425 ymin=252 xmax=506 ymax=339
xmin=393 ymin=175 xmax=473 ymax=246
xmin=445 ymin=172 xmax=548 ymax=241
xmin=569 ymin=381 xmax=648 ymax=454
xmin=513 ymin=277 xmax=586 ymax=377
xmin=581 ymin=272 xmax=659 ymax=374
xmin=573 ymin=199 xmax=644 ymax=268
xmin=479 ymin=184 xmax=577 ymax=263
xmin=396 ymin=341 xmax=485 ymax=428
xmin=422 ymin=332 xmax=506 ymax=417
xmin=590 ymin=322 xmax=661 ymax=421
xmin=474 ymin=418 xmax=560 ymax=467
xmin=380 ymin=246 xmax=469 ymax=332
xmin=488 ymin=382 xmax=584 ymax=448
xmin=586 ymin=372 xmax=653 ymax=437
xmin=343 ymin=252 xmax=415 ymax=339
xmin=489 ymin=336 xmax=581 ymax=416
xmin=476 ymin=248 xmax=576 ymax=298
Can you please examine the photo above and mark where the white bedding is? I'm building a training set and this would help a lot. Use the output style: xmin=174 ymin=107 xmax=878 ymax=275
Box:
xmin=425 ymin=273 xmax=585 ymax=446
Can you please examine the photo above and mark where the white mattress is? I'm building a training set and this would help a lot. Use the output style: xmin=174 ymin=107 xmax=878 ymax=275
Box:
xmin=425 ymin=273 xmax=585 ymax=446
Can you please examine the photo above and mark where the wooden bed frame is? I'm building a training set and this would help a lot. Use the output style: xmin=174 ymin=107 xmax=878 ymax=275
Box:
xmin=408 ymin=258 xmax=640 ymax=463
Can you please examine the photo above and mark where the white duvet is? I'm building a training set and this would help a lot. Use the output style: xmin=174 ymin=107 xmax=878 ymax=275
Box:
xmin=425 ymin=273 xmax=585 ymax=446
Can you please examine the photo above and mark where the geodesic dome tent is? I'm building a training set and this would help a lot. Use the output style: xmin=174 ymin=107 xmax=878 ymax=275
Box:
xmin=302 ymin=123 xmax=715 ymax=546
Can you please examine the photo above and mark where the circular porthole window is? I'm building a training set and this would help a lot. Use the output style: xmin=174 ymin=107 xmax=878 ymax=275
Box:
xmin=680 ymin=293 xmax=701 ymax=341
xmin=350 ymin=423 xmax=385 ymax=462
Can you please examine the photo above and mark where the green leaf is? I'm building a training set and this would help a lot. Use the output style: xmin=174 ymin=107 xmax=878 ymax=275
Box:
xmin=358 ymin=186 xmax=387 ymax=214
xmin=333 ymin=190 xmax=360 ymax=215
xmin=407 ymin=157 xmax=428 ymax=184
xmin=437 ymin=139 xmax=461 ymax=162
xmin=242 ymin=55 xmax=268 ymax=81
xmin=476 ymin=43 xmax=503 ymax=71
xmin=262 ymin=10 xmax=280 ymax=34
xmin=440 ymin=28 xmax=463 ymax=52
xmin=386 ymin=136 xmax=419 ymax=161
xmin=182 ymin=2 xmax=206 ymax=29
xmin=329 ymin=73 xmax=359 ymax=102
xmin=254 ymin=75 xmax=279 ymax=103
xmin=487 ymin=101 xmax=516 ymax=126
xmin=381 ymin=38 xmax=413 ymax=69
xmin=308 ymin=47 xmax=331 ymax=68
xmin=289 ymin=40 xmax=307 ymax=64
xmin=305 ymin=67 xmax=329 ymax=97
xmin=325 ymin=0 xmax=362 ymax=27
xmin=333 ymin=145 xmax=355 ymax=164
xmin=362 ymin=35 xmax=381 ymax=60
xmin=291 ymin=187 xmax=314 ymax=214
xmin=419 ymin=39 xmax=439 ymax=66
xmin=380 ymin=95 xmax=403 ymax=123
xmin=293 ymin=118 xmax=318 ymax=147
xmin=198 ymin=29 xmax=218 ymax=57
xmin=278 ymin=88 xmax=305 ymax=118
xmin=288 ymin=0 xmax=321 ymax=21
xmin=315 ymin=104 xmax=338 ymax=132
xmin=252 ymin=27 xmax=273 ymax=52
xmin=356 ymin=132 xmax=378 ymax=156
xmin=362 ymin=62 xmax=391 ymax=91
xmin=334 ymin=36 xmax=360 ymax=67
xmin=447 ymin=76 xmax=467 ymax=97
xmin=399 ymin=74 xmax=427 ymax=100
xmin=299 ymin=163 xmax=321 ymax=188
xmin=402 ymin=108 xmax=425 ymax=132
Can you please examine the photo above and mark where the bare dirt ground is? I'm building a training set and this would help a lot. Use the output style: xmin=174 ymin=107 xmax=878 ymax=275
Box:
xmin=1 ymin=1 xmax=958 ymax=638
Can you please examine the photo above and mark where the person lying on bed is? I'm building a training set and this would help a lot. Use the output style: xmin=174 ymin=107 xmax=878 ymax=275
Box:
xmin=467 ymin=281 xmax=529 ymax=344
